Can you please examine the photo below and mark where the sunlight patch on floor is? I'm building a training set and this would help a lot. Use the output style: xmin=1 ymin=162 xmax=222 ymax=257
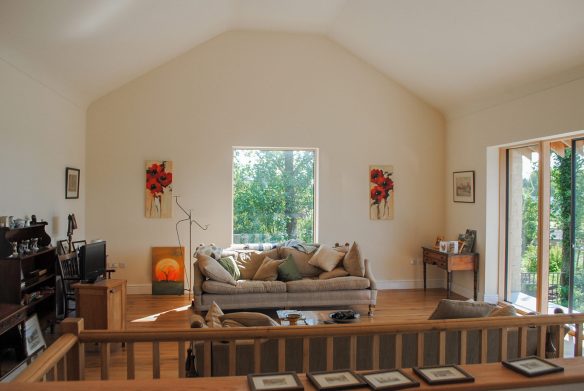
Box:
xmin=131 ymin=304 xmax=191 ymax=323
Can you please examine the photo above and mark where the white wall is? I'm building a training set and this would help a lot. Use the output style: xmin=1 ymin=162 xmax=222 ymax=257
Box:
xmin=0 ymin=58 xmax=85 ymax=243
xmin=446 ymin=77 xmax=584 ymax=302
xmin=86 ymin=31 xmax=445 ymax=292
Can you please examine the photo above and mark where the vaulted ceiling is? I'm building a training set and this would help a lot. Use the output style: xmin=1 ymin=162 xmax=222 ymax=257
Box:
xmin=1 ymin=0 xmax=584 ymax=118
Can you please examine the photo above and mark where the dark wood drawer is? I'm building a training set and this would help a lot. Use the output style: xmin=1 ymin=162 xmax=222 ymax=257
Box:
xmin=423 ymin=249 xmax=447 ymax=269
xmin=0 ymin=308 xmax=26 ymax=335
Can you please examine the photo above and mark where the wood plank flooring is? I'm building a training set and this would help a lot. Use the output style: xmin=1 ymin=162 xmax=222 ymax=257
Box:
xmin=81 ymin=288 xmax=461 ymax=380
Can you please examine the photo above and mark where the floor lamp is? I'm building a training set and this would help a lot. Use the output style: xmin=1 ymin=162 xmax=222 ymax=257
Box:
xmin=174 ymin=196 xmax=209 ymax=305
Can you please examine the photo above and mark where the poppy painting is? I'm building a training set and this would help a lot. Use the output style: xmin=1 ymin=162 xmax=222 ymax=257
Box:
xmin=145 ymin=160 xmax=173 ymax=218
xmin=370 ymin=165 xmax=394 ymax=220
xmin=152 ymin=247 xmax=184 ymax=295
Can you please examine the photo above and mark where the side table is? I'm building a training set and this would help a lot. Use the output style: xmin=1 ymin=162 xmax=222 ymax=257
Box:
xmin=422 ymin=246 xmax=479 ymax=300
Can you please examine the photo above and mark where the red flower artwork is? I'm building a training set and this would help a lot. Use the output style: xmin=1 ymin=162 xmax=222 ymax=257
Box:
xmin=370 ymin=166 xmax=394 ymax=220
xmin=146 ymin=160 xmax=173 ymax=218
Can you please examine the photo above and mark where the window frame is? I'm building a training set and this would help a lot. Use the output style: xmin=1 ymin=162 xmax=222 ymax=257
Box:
xmin=231 ymin=146 xmax=319 ymax=246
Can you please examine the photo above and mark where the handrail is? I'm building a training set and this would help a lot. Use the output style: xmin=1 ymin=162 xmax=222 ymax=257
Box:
xmin=77 ymin=314 xmax=584 ymax=343
xmin=14 ymin=334 xmax=78 ymax=383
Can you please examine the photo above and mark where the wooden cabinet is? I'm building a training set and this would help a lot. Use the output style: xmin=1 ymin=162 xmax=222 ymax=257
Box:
xmin=422 ymin=246 xmax=479 ymax=300
xmin=0 ymin=223 xmax=57 ymax=333
xmin=73 ymin=279 xmax=126 ymax=331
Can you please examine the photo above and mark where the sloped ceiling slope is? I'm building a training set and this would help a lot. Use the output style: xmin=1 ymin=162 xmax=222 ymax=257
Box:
xmin=1 ymin=0 xmax=584 ymax=117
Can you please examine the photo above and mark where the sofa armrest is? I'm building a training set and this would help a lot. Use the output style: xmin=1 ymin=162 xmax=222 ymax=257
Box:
xmin=193 ymin=259 xmax=204 ymax=296
xmin=364 ymin=258 xmax=377 ymax=290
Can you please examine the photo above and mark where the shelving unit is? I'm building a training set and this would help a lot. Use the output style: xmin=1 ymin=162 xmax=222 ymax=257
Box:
xmin=0 ymin=223 xmax=57 ymax=334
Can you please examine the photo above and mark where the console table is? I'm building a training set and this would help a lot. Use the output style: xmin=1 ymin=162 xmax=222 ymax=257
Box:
xmin=73 ymin=279 xmax=126 ymax=331
xmin=422 ymin=246 xmax=479 ymax=300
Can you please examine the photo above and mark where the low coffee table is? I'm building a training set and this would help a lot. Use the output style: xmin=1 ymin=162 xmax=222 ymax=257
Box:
xmin=276 ymin=309 xmax=360 ymax=326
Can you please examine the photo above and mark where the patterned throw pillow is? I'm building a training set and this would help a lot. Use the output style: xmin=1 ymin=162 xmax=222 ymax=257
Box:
xmin=195 ymin=244 xmax=222 ymax=260
xmin=217 ymin=256 xmax=241 ymax=280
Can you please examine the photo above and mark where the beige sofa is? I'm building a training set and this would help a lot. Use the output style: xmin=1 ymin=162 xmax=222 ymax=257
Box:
xmin=192 ymin=245 xmax=378 ymax=314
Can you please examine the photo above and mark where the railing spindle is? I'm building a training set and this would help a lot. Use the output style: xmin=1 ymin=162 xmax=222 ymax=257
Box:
xmin=393 ymin=334 xmax=400 ymax=369
xmin=153 ymin=341 xmax=161 ymax=379
xmin=57 ymin=358 xmax=66 ymax=381
xmin=459 ymin=330 xmax=468 ymax=364
xmin=537 ymin=326 xmax=547 ymax=358
xmin=203 ymin=341 xmax=212 ymax=377
xmin=254 ymin=339 xmax=262 ymax=373
xmin=349 ymin=336 xmax=357 ymax=370
xmin=278 ymin=338 xmax=286 ymax=372
xmin=100 ymin=343 xmax=110 ymax=380
xmin=229 ymin=341 xmax=237 ymax=376
xmin=326 ymin=337 xmax=334 ymax=371
xmin=417 ymin=332 xmax=424 ymax=367
xmin=500 ymin=328 xmax=508 ymax=361
xmin=127 ymin=342 xmax=135 ymax=380
xmin=575 ymin=323 xmax=582 ymax=357
xmin=480 ymin=328 xmax=488 ymax=363
xmin=519 ymin=327 xmax=528 ymax=357
xmin=439 ymin=331 xmax=446 ymax=365
xmin=371 ymin=334 xmax=384 ymax=369
xmin=302 ymin=337 xmax=310 ymax=373
xmin=558 ymin=326 xmax=565 ymax=358
xmin=178 ymin=341 xmax=185 ymax=378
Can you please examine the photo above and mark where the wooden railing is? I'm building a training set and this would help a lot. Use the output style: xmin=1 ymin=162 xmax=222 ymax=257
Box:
xmin=14 ymin=314 xmax=584 ymax=382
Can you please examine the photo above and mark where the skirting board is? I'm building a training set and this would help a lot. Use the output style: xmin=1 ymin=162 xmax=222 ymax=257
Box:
xmin=376 ymin=279 xmax=445 ymax=290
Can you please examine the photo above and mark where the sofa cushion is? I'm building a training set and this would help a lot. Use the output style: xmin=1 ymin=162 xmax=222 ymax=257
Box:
xmin=220 ymin=312 xmax=279 ymax=327
xmin=205 ymin=301 xmax=224 ymax=328
xmin=277 ymin=254 xmax=302 ymax=282
xmin=239 ymin=249 xmax=280 ymax=280
xmin=286 ymin=276 xmax=370 ymax=293
xmin=217 ymin=256 xmax=241 ymax=280
xmin=429 ymin=299 xmax=495 ymax=320
xmin=308 ymin=245 xmax=345 ymax=272
xmin=253 ymin=257 xmax=284 ymax=281
xmin=190 ymin=314 xmax=208 ymax=328
xmin=280 ymin=247 xmax=321 ymax=277
xmin=342 ymin=242 xmax=365 ymax=277
xmin=202 ymin=280 xmax=287 ymax=294
xmin=198 ymin=254 xmax=237 ymax=286
xmin=488 ymin=305 xmax=517 ymax=317
xmin=319 ymin=267 xmax=349 ymax=280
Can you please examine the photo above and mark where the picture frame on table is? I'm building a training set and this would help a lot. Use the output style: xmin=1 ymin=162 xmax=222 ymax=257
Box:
xmin=361 ymin=369 xmax=420 ymax=390
xmin=247 ymin=372 xmax=304 ymax=391
xmin=65 ymin=167 xmax=80 ymax=199
xmin=453 ymin=170 xmax=475 ymax=203
xmin=307 ymin=370 xmax=366 ymax=390
xmin=72 ymin=240 xmax=86 ymax=252
xmin=502 ymin=356 xmax=564 ymax=377
xmin=413 ymin=365 xmax=474 ymax=385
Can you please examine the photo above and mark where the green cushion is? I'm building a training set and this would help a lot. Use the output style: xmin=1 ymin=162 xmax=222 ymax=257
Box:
xmin=277 ymin=254 xmax=302 ymax=281
xmin=217 ymin=256 xmax=240 ymax=280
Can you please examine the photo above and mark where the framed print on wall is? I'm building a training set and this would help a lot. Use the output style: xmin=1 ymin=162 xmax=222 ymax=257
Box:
xmin=453 ymin=170 xmax=475 ymax=203
xmin=370 ymin=165 xmax=394 ymax=220
xmin=65 ymin=167 xmax=80 ymax=199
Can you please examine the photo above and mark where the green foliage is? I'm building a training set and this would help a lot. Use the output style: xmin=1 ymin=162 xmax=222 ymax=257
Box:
xmin=232 ymin=149 xmax=315 ymax=244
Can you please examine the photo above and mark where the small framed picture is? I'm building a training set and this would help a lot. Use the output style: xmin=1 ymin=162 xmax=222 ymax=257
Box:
xmin=24 ymin=314 xmax=47 ymax=357
xmin=361 ymin=369 xmax=419 ymax=390
xmin=57 ymin=240 xmax=70 ymax=255
xmin=248 ymin=372 xmax=304 ymax=391
xmin=72 ymin=240 xmax=86 ymax=252
xmin=65 ymin=167 xmax=80 ymax=199
xmin=413 ymin=365 xmax=474 ymax=385
xmin=502 ymin=356 xmax=564 ymax=377
xmin=439 ymin=241 xmax=449 ymax=253
xmin=453 ymin=170 xmax=475 ymax=203
xmin=307 ymin=370 xmax=366 ymax=390
xmin=433 ymin=236 xmax=444 ymax=250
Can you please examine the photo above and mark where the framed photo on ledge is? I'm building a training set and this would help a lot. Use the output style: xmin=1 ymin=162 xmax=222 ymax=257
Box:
xmin=502 ymin=356 xmax=564 ymax=377
xmin=453 ymin=170 xmax=475 ymax=203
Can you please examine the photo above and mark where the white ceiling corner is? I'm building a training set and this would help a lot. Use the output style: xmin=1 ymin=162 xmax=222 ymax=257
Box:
xmin=1 ymin=0 xmax=584 ymax=118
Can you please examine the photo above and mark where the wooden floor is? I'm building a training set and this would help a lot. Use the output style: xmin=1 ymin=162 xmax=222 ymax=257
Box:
xmin=81 ymin=288 xmax=462 ymax=380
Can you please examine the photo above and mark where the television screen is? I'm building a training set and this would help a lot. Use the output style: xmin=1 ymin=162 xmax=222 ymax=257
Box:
xmin=79 ymin=241 xmax=106 ymax=283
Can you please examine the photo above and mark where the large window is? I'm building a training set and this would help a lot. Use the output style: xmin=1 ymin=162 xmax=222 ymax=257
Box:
xmin=504 ymin=138 xmax=584 ymax=314
xmin=232 ymin=148 xmax=317 ymax=244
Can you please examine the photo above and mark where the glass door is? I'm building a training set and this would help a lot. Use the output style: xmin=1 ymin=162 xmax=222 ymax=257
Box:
xmin=571 ymin=138 xmax=584 ymax=313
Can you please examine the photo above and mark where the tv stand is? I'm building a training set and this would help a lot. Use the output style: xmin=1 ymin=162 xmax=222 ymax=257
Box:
xmin=72 ymin=279 xmax=126 ymax=331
